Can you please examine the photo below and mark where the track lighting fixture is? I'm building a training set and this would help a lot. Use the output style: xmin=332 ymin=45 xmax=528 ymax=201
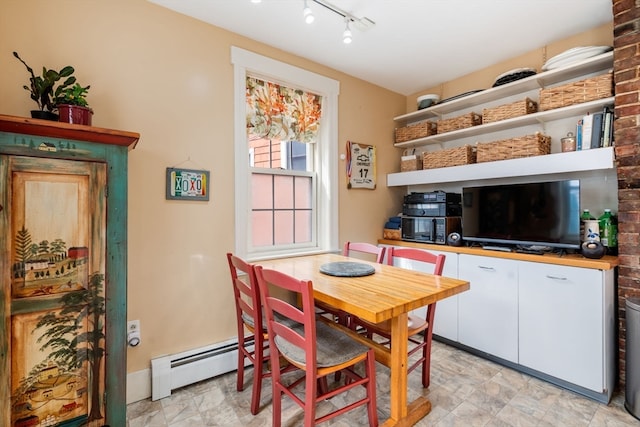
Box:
xmin=251 ymin=0 xmax=374 ymax=43
xmin=342 ymin=20 xmax=352 ymax=44
xmin=303 ymin=0 xmax=315 ymax=24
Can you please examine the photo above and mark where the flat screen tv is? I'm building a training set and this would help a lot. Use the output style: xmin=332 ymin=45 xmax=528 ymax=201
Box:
xmin=461 ymin=179 xmax=581 ymax=250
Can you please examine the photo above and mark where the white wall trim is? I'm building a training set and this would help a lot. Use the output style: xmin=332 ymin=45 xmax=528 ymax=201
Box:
xmin=127 ymin=368 xmax=152 ymax=404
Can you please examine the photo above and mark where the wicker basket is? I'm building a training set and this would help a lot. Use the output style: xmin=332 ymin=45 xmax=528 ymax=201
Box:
xmin=383 ymin=228 xmax=402 ymax=240
xmin=482 ymin=98 xmax=538 ymax=124
xmin=437 ymin=112 xmax=482 ymax=134
xmin=395 ymin=121 xmax=437 ymax=143
xmin=400 ymin=154 xmax=422 ymax=172
xmin=423 ymin=145 xmax=476 ymax=169
xmin=539 ymin=72 xmax=613 ymax=111
xmin=476 ymin=133 xmax=551 ymax=163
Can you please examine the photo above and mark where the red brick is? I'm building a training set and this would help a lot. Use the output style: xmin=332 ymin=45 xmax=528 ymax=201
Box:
xmin=615 ymin=31 xmax=640 ymax=48
xmin=618 ymin=5 xmax=640 ymax=23
xmin=614 ymin=115 xmax=638 ymax=129
xmin=616 ymin=91 xmax=640 ymax=105
xmin=613 ymin=0 xmax=634 ymax=16
xmin=615 ymin=79 xmax=640 ymax=95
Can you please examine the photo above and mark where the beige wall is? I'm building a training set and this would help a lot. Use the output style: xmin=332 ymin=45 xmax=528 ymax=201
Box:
xmin=0 ymin=0 xmax=405 ymax=375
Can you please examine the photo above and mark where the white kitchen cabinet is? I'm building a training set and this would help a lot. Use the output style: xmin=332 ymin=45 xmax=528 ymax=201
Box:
xmin=458 ymin=254 xmax=519 ymax=362
xmin=518 ymin=261 xmax=615 ymax=396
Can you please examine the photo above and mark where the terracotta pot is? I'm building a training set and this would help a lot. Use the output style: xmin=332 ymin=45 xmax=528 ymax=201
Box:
xmin=57 ymin=104 xmax=93 ymax=126
xmin=31 ymin=110 xmax=59 ymax=121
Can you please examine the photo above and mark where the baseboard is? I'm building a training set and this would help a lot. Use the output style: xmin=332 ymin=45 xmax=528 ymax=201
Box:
xmin=127 ymin=368 xmax=152 ymax=404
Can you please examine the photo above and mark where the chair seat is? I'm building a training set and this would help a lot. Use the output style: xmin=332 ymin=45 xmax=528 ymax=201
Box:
xmin=275 ymin=321 xmax=370 ymax=368
xmin=357 ymin=313 xmax=428 ymax=337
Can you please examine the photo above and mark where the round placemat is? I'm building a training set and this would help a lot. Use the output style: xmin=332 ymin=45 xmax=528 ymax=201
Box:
xmin=319 ymin=261 xmax=375 ymax=277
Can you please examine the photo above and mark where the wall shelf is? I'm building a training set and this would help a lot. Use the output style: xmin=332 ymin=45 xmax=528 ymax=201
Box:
xmin=387 ymin=146 xmax=615 ymax=186
xmin=394 ymin=51 xmax=613 ymax=124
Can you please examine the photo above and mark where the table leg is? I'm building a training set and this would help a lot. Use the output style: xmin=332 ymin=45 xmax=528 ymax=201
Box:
xmin=382 ymin=312 xmax=432 ymax=427
xmin=389 ymin=313 xmax=409 ymax=421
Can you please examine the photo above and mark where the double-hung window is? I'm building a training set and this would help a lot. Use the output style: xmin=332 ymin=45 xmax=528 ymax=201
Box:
xmin=231 ymin=47 xmax=339 ymax=260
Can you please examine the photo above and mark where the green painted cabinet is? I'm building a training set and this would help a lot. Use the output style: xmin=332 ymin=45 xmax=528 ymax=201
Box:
xmin=0 ymin=114 xmax=139 ymax=427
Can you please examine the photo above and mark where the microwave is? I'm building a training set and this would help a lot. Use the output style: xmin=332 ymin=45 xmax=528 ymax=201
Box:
xmin=401 ymin=216 xmax=461 ymax=244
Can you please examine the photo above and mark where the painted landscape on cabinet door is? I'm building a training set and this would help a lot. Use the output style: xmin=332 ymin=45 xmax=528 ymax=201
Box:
xmin=6 ymin=157 xmax=107 ymax=427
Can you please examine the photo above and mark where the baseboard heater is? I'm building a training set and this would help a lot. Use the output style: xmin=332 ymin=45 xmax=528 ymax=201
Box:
xmin=151 ymin=337 xmax=253 ymax=401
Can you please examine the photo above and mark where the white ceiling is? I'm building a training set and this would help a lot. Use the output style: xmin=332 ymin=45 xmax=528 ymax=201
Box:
xmin=148 ymin=0 xmax=613 ymax=95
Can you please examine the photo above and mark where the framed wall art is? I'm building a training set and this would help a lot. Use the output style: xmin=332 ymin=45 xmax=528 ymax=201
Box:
xmin=166 ymin=167 xmax=210 ymax=201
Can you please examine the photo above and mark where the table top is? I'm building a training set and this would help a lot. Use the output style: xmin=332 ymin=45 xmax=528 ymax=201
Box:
xmin=256 ymin=253 xmax=470 ymax=324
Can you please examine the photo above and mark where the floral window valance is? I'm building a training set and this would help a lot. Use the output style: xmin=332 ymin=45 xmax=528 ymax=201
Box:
xmin=246 ymin=76 xmax=322 ymax=143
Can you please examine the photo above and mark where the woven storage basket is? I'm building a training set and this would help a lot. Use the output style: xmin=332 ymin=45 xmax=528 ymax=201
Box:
xmin=395 ymin=121 xmax=437 ymax=143
xmin=423 ymin=145 xmax=476 ymax=169
xmin=383 ymin=228 xmax=401 ymax=240
xmin=400 ymin=155 xmax=422 ymax=172
xmin=539 ymin=72 xmax=613 ymax=111
xmin=476 ymin=133 xmax=551 ymax=163
xmin=437 ymin=112 xmax=482 ymax=134
xmin=482 ymin=98 xmax=538 ymax=124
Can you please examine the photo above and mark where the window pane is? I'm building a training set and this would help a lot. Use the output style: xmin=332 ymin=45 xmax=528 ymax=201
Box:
xmin=274 ymin=175 xmax=293 ymax=209
xmin=274 ymin=211 xmax=294 ymax=245
xmin=252 ymin=210 xmax=273 ymax=247
xmin=251 ymin=173 xmax=272 ymax=209
xmin=295 ymin=176 xmax=312 ymax=209
xmin=295 ymin=210 xmax=312 ymax=243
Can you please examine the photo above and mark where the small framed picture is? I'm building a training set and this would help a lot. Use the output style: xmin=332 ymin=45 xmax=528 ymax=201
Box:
xmin=166 ymin=167 xmax=210 ymax=201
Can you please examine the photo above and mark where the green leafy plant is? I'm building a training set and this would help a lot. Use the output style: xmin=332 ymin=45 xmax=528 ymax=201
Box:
xmin=13 ymin=51 xmax=76 ymax=112
xmin=55 ymin=82 xmax=91 ymax=108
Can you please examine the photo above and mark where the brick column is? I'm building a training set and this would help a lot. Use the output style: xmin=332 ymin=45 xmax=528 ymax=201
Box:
xmin=613 ymin=0 xmax=640 ymax=386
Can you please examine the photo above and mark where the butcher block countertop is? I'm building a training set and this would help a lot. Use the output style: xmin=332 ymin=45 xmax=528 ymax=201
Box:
xmin=378 ymin=239 xmax=619 ymax=270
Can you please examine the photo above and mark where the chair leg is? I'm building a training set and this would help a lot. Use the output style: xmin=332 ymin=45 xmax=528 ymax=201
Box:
xmin=236 ymin=345 xmax=245 ymax=392
xmin=365 ymin=350 xmax=378 ymax=427
xmin=422 ymin=333 xmax=433 ymax=388
xmin=250 ymin=347 xmax=263 ymax=415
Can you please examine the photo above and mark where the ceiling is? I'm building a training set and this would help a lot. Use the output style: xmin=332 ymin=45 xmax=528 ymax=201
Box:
xmin=148 ymin=0 xmax=613 ymax=95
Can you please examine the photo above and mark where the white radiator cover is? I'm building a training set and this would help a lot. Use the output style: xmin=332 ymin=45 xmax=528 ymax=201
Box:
xmin=151 ymin=337 xmax=252 ymax=401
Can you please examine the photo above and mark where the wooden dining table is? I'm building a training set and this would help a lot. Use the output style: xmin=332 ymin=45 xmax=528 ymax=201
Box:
xmin=256 ymin=252 xmax=470 ymax=427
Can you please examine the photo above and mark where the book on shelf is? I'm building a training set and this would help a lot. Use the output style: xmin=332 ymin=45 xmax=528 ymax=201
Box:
xmin=576 ymin=119 xmax=583 ymax=150
xmin=581 ymin=113 xmax=593 ymax=150
xmin=590 ymin=112 xmax=604 ymax=149
xmin=602 ymin=105 xmax=614 ymax=147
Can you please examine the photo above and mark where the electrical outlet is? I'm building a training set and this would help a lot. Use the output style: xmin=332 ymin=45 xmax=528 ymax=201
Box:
xmin=128 ymin=320 xmax=140 ymax=333
xmin=127 ymin=320 xmax=141 ymax=347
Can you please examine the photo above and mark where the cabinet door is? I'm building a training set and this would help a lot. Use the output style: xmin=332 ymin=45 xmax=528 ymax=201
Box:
xmin=519 ymin=262 xmax=604 ymax=392
xmin=0 ymin=156 xmax=108 ymax=427
xmin=458 ymin=254 xmax=518 ymax=362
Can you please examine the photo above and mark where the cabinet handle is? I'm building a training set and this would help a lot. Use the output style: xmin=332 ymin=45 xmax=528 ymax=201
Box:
xmin=546 ymin=275 xmax=567 ymax=281
xmin=478 ymin=266 xmax=495 ymax=271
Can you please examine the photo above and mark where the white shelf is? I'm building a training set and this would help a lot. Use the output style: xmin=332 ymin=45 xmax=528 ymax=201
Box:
xmin=387 ymin=146 xmax=615 ymax=187
xmin=395 ymin=51 xmax=613 ymax=124
xmin=394 ymin=97 xmax=614 ymax=149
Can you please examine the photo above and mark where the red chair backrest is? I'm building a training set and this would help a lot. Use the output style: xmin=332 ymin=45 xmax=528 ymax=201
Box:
xmin=343 ymin=241 xmax=386 ymax=263
xmin=227 ymin=253 xmax=263 ymax=333
xmin=387 ymin=247 xmax=445 ymax=276
xmin=254 ymin=265 xmax=317 ymax=371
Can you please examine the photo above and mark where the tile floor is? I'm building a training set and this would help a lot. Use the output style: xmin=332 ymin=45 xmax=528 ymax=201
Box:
xmin=127 ymin=340 xmax=639 ymax=426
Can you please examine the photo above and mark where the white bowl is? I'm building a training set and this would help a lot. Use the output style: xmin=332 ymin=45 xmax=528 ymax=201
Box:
xmin=417 ymin=94 xmax=440 ymax=110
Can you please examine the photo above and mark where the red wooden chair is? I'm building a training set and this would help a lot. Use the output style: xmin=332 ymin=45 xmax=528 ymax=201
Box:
xmin=315 ymin=242 xmax=385 ymax=325
xmin=226 ymin=253 xmax=270 ymax=415
xmin=351 ymin=246 xmax=445 ymax=388
xmin=255 ymin=265 xmax=378 ymax=427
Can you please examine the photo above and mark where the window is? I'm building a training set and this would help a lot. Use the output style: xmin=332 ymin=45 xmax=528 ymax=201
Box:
xmin=231 ymin=47 xmax=339 ymax=260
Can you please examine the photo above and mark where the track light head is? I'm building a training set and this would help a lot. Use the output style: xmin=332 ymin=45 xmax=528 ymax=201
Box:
xmin=342 ymin=20 xmax=352 ymax=44
xmin=303 ymin=1 xmax=315 ymax=24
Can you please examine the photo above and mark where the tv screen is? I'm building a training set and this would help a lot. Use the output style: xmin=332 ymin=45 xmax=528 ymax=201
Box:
xmin=461 ymin=180 xmax=581 ymax=249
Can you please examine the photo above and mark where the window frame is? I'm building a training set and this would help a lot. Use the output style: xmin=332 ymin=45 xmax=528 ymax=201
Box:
xmin=231 ymin=47 xmax=339 ymax=261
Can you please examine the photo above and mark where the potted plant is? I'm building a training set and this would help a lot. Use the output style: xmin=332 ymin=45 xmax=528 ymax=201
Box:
xmin=55 ymin=82 xmax=93 ymax=126
xmin=13 ymin=51 xmax=75 ymax=121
